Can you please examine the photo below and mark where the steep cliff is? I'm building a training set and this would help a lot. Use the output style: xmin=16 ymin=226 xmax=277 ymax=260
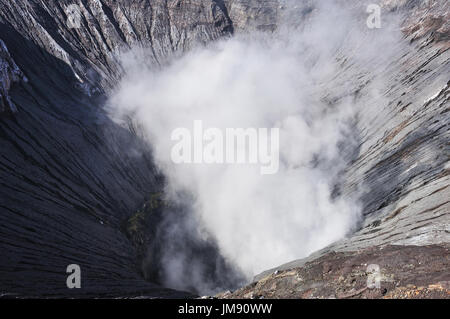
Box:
xmin=0 ymin=0 xmax=232 ymax=298
xmin=221 ymin=0 xmax=450 ymax=298
xmin=0 ymin=0 xmax=448 ymax=298
xmin=0 ymin=39 xmax=26 ymax=114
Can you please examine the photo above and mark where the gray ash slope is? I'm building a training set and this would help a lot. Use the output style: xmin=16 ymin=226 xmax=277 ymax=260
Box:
xmin=253 ymin=0 xmax=450 ymax=279
xmin=0 ymin=0 xmax=449 ymax=298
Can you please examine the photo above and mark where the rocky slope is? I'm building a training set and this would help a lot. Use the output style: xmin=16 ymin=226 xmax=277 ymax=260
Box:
xmin=0 ymin=39 xmax=26 ymax=114
xmin=222 ymin=0 xmax=450 ymax=298
xmin=0 ymin=0 xmax=448 ymax=298
xmin=218 ymin=244 xmax=449 ymax=299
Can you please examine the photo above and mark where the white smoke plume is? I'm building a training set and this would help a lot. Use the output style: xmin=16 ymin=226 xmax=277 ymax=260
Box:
xmin=106 ymin=1 xmax=402 ymax=294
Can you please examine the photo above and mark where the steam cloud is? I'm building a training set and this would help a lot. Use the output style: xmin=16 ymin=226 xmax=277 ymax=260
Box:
xmin=107 ymin=1 xmax=402 ymax=294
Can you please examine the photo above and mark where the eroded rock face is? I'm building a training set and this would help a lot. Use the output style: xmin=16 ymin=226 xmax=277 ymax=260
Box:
xmin=1 ymin=0 xmax=233 ymax=89
xmin=0 ymin=39 xmax=26 ymax=114
xmin=221 ymin=0 xmax=279 ymax=31
xmin=0 ymin=0 xmax=448 ymax=298
xmin=221 ymin=0 xmax=450 ymax=299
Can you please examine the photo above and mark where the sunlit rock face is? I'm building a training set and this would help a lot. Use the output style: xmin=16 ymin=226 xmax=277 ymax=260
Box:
xmin=226 ymin=0 xmax=450 ymax=298
xmin=0 ymin=0 xmax=448 ymax=298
